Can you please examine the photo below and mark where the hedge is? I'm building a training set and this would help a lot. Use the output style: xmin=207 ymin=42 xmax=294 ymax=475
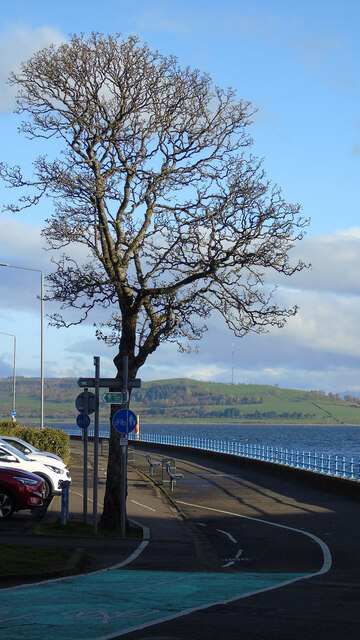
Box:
xmin=0 ymin=421 xmax=70 ymax=466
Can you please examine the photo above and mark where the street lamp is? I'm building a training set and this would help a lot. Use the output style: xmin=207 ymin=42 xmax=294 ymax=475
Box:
xmin=0 ymin=331 xmax=16 ymax=421
xmin=0 ymin=263 xmax=44 ymax=429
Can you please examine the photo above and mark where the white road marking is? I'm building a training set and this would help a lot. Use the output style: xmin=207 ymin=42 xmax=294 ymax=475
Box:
xmin=71 ymin=490 xmax=103 ymax=507
xmin=109 ymin=519 xmax=150 ymax=569
xmin=130 ymin=499 xmax=156 ymax=512
xmin=177 ymin=500 xmax=332 ymax=577
xmin=217 ymin=529 xmax=237 ymax=543
xmin=222 ymin=549 xmax=243 ymax=568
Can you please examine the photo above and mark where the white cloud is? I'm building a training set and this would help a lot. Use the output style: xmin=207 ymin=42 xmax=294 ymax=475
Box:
xmin=1 ymin=218 xmax=360 ymax=392
xmin=278 ymin=290 xmax=360 ymax=358
xmin=273 ymin=227 xmax=360 ymax=296
xmin=0 ymin=25 xmax=65 ymax=113
xmin=0 ymin=218 xmax=50 ymax=312
xmin=0 ymin=218 xmax=44 ymax=260
xmin=0 ymin=353 xmax=13 ymax=377
xmin=0 ymin=217 xmax=96 ymax=319
xmin=142 ymin=357 xmax=227 ymax=383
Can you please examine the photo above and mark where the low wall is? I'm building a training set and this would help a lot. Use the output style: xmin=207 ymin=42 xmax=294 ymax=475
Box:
xmin=131 ymin=439 xmax=360 ymax=501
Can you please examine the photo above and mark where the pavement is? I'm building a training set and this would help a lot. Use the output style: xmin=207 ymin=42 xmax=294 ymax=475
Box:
xmin=1 ymin=439 xmax=207 ymax=583
xmin=1 ymin=437 xmax=360 ymax=639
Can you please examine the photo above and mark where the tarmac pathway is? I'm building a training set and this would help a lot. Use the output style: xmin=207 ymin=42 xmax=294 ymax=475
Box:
xmin=1 ymin=440 xmax=359 ymax=639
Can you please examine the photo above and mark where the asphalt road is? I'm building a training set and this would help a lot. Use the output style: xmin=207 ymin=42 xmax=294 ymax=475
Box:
xmin=123 ymin=445 xmax=360 ymax=639
xmin=1 ymin=441 xmax=360 ymax=639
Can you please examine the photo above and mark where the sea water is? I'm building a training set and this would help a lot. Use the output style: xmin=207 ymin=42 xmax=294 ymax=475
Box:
xmin=49 ymin=422 xmax=360 ymax=461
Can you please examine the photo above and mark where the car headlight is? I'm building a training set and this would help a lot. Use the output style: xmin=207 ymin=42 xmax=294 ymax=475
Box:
xmin=44 ymin=464 xmax=64 ymax=474
xmin=14 ymin=476 xmax=40 ymax=486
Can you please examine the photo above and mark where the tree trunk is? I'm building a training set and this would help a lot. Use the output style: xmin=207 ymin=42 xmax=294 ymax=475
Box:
xmin=99 ymin=409 xmax=123 ymax=531
xmin=100 ymin=349 xmax=136 ymax=531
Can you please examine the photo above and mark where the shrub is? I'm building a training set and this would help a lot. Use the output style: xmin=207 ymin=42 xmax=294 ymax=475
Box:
xmin=0 ymin=421 xmax=70 ymax=465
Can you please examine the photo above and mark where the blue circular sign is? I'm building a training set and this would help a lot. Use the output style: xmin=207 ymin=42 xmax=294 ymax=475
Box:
xmin=112 ymin=409 xmax=137 ymax=434
xmin=76 ymin=413 xmax=91 ymax=429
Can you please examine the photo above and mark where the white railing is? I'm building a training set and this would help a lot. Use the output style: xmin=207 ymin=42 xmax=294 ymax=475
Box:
xmin=127 ymin=432 xmax=360 ymax=481
xmin=67 ymin=427 xmax=360 ymax=481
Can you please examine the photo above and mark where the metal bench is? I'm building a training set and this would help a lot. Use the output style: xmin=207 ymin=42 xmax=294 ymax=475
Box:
xmin=146 ymin=453 xmax=160 ymax=476
xmin=166 ymin=460 xmax=184 ymax=491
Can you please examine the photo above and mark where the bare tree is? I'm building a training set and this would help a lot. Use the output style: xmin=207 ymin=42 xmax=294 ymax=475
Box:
xmin=0 ymin=33 xmax=308 ymax=529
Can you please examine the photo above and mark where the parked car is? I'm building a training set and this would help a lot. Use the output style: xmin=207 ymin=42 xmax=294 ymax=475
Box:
xmin=0 ymin=441 xmax=71 ymax=499
xmin=0 ymin=435 xmax=65 ymax=465
xmin=0 ymin=467 xmax=44 ymax=519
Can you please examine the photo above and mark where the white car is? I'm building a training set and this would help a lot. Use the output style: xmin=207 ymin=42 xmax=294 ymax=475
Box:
xmin=0 ymin=441 xmax=71 ymax=499
xmin=0 ymin=435 xmax=65 ymax=465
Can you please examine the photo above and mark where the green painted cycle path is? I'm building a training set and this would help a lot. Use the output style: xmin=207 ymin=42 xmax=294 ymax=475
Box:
xmin=0 ymin=568 xmax=309 ymax=640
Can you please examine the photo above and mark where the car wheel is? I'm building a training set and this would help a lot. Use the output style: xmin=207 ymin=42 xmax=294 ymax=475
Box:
xmin=39 ymin=477 xmax=51 ymax=499
xmin=0 ymin=489 xmax=15 ymax=518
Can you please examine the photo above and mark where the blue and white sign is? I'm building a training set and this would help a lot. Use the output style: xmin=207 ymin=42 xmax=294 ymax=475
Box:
xmin=112 ymin=409 xmax=137 ymax=434
xmin=76 ymin=413 xmax=91 ymax=429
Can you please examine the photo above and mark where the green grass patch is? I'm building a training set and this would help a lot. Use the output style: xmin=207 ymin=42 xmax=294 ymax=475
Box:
xmin=34 ymin=519 xmax=94 ymax=537
xmin=34 ymin=518 xmax=142 ymax=538
xmin=1 ymin=542 xmax=73 ymax=576
xmin=2 ymin=377 xmax=360 ymax=425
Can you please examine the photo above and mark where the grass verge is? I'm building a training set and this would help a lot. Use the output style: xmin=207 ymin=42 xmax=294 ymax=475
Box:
xmin=1 ymin=543 xmax=73 ymax=576
xmin=34 ymin=519 xmax=94 ymax=537
xmin=34 ymin=518 xmax=143 ymax=538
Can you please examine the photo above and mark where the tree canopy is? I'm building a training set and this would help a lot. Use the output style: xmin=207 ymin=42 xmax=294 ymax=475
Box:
xmin=1 ymin=32 xmax=308 ymax=528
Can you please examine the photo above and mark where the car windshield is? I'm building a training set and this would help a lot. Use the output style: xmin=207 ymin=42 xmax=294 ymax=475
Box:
xmin=0 ymin=440 xmax=32 ymax=461
xmin=2 ymin=437 xmax=38 ymax=453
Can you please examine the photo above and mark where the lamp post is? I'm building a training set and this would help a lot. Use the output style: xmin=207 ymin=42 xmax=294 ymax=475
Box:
xmin=0 ymin=331 xmax=16 ymax=421
xmin=0 ymin=263 xmax=44 ymax=429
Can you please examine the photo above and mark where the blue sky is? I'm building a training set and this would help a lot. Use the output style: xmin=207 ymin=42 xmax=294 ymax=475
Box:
xmin=0 ymin=0 xmax=360 ymax=394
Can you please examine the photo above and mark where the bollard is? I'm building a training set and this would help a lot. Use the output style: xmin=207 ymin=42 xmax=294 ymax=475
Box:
xmin=60 ymin=480 xmax=71 ymax=526
xmin=128 ymin=445 xmax=135 ymax=464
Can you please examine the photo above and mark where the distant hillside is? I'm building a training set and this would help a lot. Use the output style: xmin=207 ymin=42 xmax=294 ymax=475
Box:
xmin=1 ymin=376 xmax=360 ymax=425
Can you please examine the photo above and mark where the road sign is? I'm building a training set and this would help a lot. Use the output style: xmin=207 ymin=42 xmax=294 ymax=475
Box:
xmin=76 ymin=413 xmax=91 ymax=429
xmin=75 ymin=391 xmax=96 ymax=414
xmin=11 ymin=410 xmax=16 ymax=417
xmin=112 ymin=409 xmax=138 ymax=434
xmin=101 ymin=392 xmax=123 ymax=403
xmin=77 ymin=377 xmax=141 ymax=389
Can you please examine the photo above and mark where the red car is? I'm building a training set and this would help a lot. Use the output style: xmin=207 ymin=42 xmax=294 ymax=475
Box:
xmin=0 ymin=467 xmax=44 ymax=519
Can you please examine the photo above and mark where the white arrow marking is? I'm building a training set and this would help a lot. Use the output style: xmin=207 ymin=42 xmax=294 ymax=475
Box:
xmin=217 ymin=529 xmax=237 ymax=544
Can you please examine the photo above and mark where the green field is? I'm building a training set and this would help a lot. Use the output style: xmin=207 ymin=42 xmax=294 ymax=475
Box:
xmin=1 ymin=376 xmax=360 ymax=426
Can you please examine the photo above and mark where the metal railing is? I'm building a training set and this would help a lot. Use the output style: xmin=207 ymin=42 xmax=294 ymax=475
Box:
xmin=127 ymin=432 xmax=360 ymax=481
xmin=67 ymin=426 xmax=360 ymax=482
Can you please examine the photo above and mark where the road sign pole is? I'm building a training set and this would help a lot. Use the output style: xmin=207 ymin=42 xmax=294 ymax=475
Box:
xmin=83 ymin=388 xmax=88 ymax=524
xmin=83 ymin=424 xmax=88 ymax=523
xmin=120 ymin=355 xmax=128 ymax=537
xmin=93 ymin=357 xmax=100 ymax=535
